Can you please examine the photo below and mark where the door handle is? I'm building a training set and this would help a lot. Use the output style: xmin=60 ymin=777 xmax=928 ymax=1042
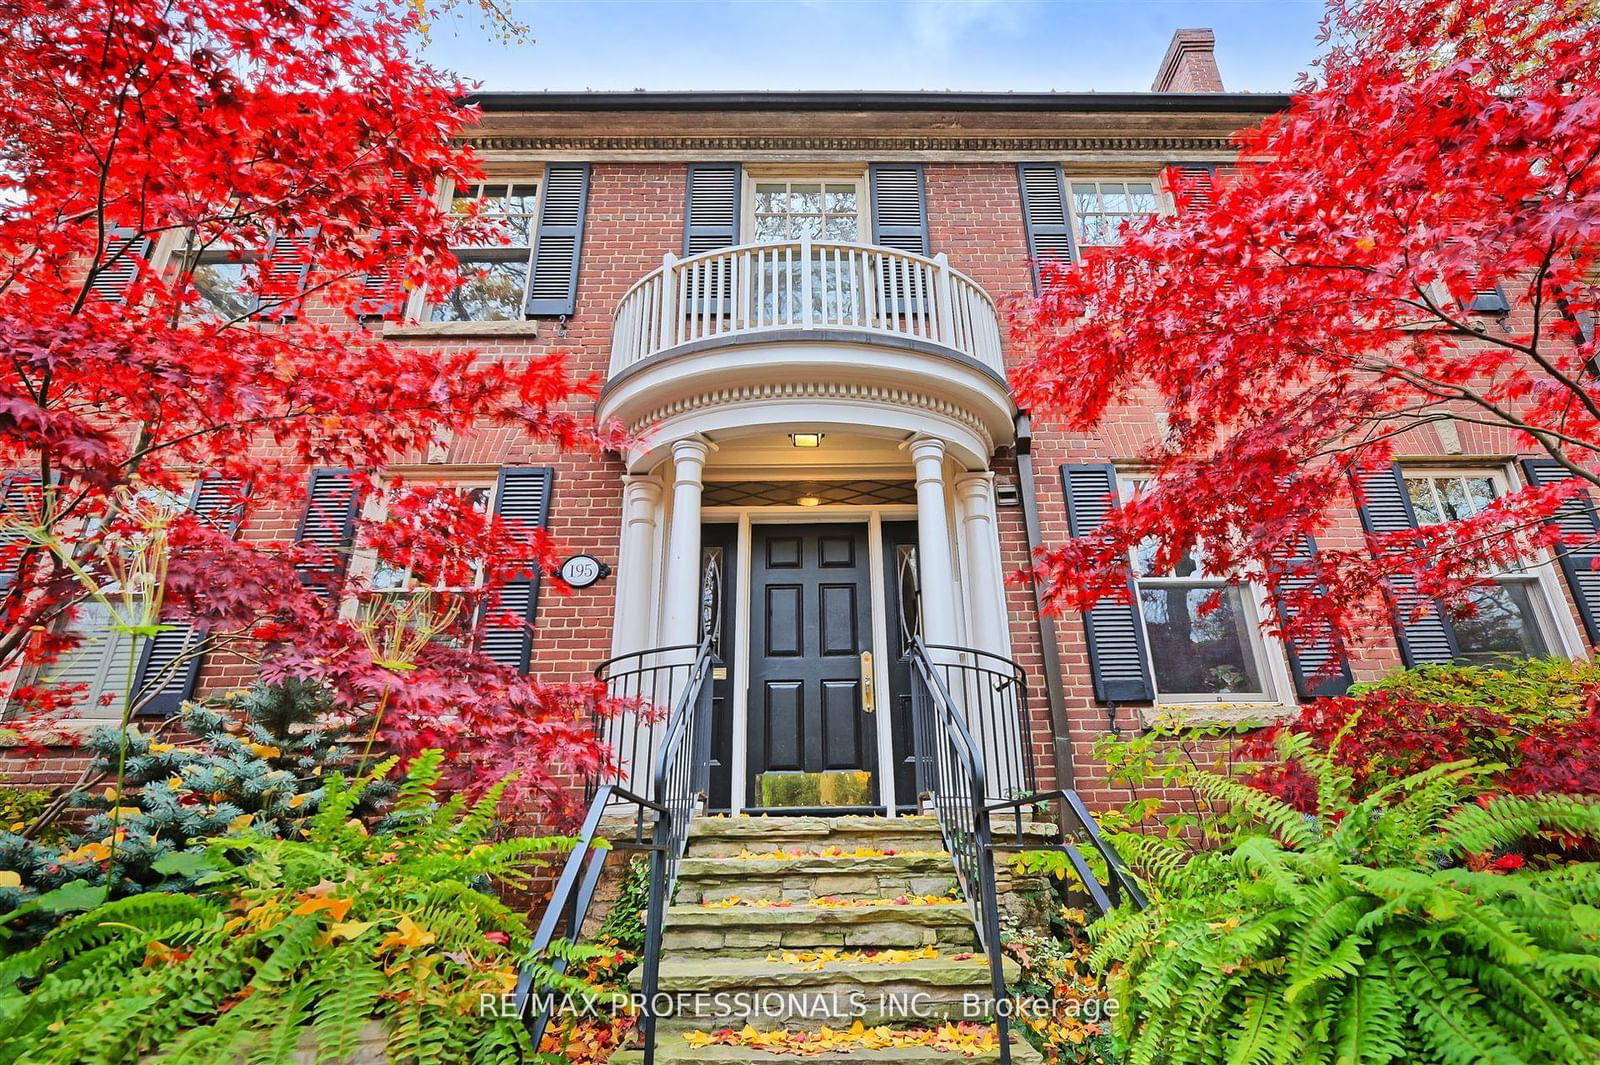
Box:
xmin=860 ymin=650 xmax=875 ymax=714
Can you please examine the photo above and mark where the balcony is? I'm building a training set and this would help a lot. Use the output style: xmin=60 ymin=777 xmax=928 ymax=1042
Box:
xmin=600 ymin=240 xmax=1015 ymax=468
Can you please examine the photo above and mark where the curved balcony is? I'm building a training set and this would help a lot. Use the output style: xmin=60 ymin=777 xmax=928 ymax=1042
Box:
xmin=601 ymin=240 xmax=1015 ymax=468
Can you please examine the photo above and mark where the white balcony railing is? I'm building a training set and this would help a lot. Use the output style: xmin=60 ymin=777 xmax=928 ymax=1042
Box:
xmin=609 ymin=239 xmax=1005 ymax=378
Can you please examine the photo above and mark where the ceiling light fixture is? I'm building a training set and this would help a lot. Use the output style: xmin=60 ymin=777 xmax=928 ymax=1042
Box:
xmin=797 ymin=496 xmax=822 ymax=507
xmin=789 ymin=432 xmax=824 ymax=448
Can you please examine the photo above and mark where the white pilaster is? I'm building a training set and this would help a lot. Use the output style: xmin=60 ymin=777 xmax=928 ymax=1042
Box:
xmin=661 ymin=437 xmax=711 ymax=646
xmin=612 ymin=476 xmax=663 ymax=656
xmin=955 ymin=472 xmax=1009 ymax=657
xmin=909 ymin=436 xmax=960 ymax=647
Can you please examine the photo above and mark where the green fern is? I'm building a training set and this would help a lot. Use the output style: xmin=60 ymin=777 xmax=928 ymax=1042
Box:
xmin=0 ymin=751 xmax=571 ymax=1064
xmin=1092 ymin=740 xmax=1600 ymax=1065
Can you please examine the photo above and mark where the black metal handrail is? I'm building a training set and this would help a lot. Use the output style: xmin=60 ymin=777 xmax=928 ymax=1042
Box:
xmin=638 ymin=634 xmax=715 ymax=1065
xmin=907 ymin=638 xmax=1146 ymax=1065
xmin=915 ymin=642 xmax=1037 ymax=801
xmin=906 ymin=637 xmax=1016 ymax=1065
xmin=518 ymin=636 xmax=714 ymax=1064
xmin=986 ymin=790 xmax=1148 ymax=917
xmin=590 ymin=641 xmax=707 ymax=802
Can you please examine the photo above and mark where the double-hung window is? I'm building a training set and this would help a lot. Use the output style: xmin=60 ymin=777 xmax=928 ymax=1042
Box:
xmin=357 ymin=481 xmax=497 ymax=645
xmin=178 ymin=241 xmax=258 ymax=322
xmin=1069 ymin=180 xmax=1160 ymax=248
xmin=750 ymin=180 xmax=864 ymax=242
xmin=429 ymin=182 xmax=540 ymax=322
xmin=1403 ymin=469 xmax=1560 ymax=662
xmin=1122 ymin=478 xmax=1277 ymax=702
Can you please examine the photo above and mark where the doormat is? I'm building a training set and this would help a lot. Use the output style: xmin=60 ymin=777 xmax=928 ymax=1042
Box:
xmin=756 ymin=770 xmax=872 ymax=807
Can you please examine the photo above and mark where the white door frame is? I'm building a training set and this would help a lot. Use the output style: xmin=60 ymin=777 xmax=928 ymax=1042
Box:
xmin=708 ymin=503 xmax=916 ymax=816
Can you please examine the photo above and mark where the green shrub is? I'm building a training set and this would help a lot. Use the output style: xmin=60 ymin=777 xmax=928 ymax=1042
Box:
xmin=1093 ymin=734 xmax=1600 ymax=1065
xmin=1351 ymin=656 xmax=1600 ymax=717
xmin=0 ymin=680 xmax=393 ymax=940
xmin=0 ymin=751 xmax=588 ymax=1065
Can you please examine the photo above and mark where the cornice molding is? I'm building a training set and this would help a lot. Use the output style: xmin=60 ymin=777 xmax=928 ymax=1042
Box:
xmin=631 ymin=380 xmax=996 ymax=456
xmin=463 ymin=134 xmax=1238 ymax=154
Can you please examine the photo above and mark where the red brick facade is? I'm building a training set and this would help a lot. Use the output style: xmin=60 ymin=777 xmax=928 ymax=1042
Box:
xmin=6 ymin=46 xmax=1594 ymax=821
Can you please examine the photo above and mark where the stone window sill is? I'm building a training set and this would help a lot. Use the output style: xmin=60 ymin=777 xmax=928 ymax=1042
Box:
xmin=382 ymin=320 xmax=541 ymax=339
xmin=1138 ymin=702 xmax=1298 ymax=730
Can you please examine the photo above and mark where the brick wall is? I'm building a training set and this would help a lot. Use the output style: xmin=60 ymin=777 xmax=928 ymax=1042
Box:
xmin=4 ymin=155 xmax=1591 ymax=831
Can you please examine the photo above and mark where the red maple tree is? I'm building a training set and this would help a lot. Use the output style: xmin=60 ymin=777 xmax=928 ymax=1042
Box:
xmin=1011 ymin=0 xmax=1600 ymax=667
xmin=0 ymin=0 xmax=621 ymax=821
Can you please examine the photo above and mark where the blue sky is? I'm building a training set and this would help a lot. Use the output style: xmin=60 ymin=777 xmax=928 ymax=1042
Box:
xmin=421 ymin=1 xmax=1326 ymax=93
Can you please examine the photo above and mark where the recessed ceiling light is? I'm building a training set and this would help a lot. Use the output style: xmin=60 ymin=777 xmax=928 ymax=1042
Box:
xmin=790 ymin=432 xmax=824 ymax=448
xmin=797 ymin=496 xmax=821 ymax=507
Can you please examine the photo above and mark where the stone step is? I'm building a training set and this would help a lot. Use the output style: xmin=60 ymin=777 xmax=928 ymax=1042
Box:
xmin=687 ymin=815 xmax=948 ymax=857
xmin=613 ymin=1029 xmax=1044 ymax=1065
xmin=675 ymin=854 xmax=958 ymax=905
xmin=630 ymin=954 xmax=1020 ymax=1027
xmin=663 ymin=901 xmax=978 ymax=955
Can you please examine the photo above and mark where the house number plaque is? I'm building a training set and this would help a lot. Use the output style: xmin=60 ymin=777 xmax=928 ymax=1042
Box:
xmin=558 ymin=554 xmax=611 ymax=589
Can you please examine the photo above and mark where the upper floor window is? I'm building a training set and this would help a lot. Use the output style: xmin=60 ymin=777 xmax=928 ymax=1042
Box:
xmin=1403 ymin=469 xmax=1558 ymax=662
xmin=180 ymin=243 xmax=256 ymax=322
xmin=750 ymin=180 xmax=864 ymax=242
xmin=430 ymin=181 xmax=540 ymax=322
xmin=1122 ymin=477 xmax=1277 ymax=703
xmin=1070 ymin=180 xmax=1160 ymax=247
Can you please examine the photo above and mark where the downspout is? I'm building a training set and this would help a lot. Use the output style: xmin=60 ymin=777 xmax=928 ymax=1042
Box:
xmin=1013 ymin=412 xmax=1076 ymax=791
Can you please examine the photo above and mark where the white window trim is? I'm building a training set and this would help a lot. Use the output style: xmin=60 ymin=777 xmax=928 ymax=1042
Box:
xmin=1065 ymin=177 xmax=1167 ymax=249
xmin=413 ymin=176 xmax=543 ymax=322
xmin=1404 ymin=462 xmax=1586 ymax=661
xmin=741 ymin=173 xmax=869 ymax=246
xmin=1118 ymin=475 xmax=1296 ymax=707
xmin=342 ymin=471 xmax=501 ymax=622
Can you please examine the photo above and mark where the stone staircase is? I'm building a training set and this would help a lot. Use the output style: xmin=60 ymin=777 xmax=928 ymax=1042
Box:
xmin=617 ymin=815 xmax=1043 ymax=1065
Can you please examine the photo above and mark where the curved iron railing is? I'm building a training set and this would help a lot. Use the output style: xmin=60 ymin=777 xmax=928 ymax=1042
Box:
xmin=913 ymin=643 xmax=1037 ymax=803
xmin=906 ymin=638 xmax=1146 ymax=1065
xmin=590 ymin=642 xmax=706 ymax=803
xmin=518 ymin=636 xmax=714 ymax=1064
xmin=906 ymin=637 xmax=1015 ymax=1065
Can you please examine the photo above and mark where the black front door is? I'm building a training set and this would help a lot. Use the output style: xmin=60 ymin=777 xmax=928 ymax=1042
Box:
xmin=747 ymin=523 xmax=878 ymax=810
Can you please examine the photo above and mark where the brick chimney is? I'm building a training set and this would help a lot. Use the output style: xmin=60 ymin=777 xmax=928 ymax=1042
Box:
xmin=1152 ymin=28 xmax=1224 ymax=92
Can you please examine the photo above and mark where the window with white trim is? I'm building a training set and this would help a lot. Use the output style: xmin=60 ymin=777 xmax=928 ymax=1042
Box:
xmin=749 ymin=179 xmax=864 ymax=242
xmin=354 ymin=479 xmax=497 ymax=645
xmin=1069 ymin=180 xmax=1160 ymax=247
xmin=1121 ymin=477 xmax=1277 ymax=702
xmin=429 ymin=181 xmax=540 ymax=322
xmin=1402 ymin=469 xmax=1560 ymax=662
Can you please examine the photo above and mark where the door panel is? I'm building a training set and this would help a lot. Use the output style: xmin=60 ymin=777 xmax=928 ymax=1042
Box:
xmin=748 ymin=523 xmax=878 ymax=809
xmin=702 ymin=524 xmax=737 ymax=812
xmin=882 ymin=521 xmax=921 ymax=812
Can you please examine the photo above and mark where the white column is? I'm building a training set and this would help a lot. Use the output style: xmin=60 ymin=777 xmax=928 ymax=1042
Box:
xmin=909 ymin=436 xmax=960 ymax=647
xmin=955 ymin=472 xmax=1008 ymax=656
xmin=660 ymin=437 xmax=711 ymax=646
xmin=612 ymin=476 xmax=663 ymax=656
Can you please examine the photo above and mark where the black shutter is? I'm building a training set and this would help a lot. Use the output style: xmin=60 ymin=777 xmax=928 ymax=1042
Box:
xmin=869 ymin=164 xmax=929 ymax=255
xmin=132 ymin=478 xmax=250 ymax=717
xmin=295 ymin=469 xmax=362 ymax=596
xmin=358 ymin=175 xmax=423 ymax=321
xmin=684 ymin=164 xmax=741 ymax=255
xmin=480 ymin=467 xmax=554 ymax=673
xmin=1060 ymin=464 xmax=1154 ymax=702
xmin=1018 ymin=163 xmax=1075 ymax=291
xmin=254 ymin=227 xmax=318 ymax=319
xmin=90 ymin=227 xmax=153 ymax=304
xmin=525 ymin=163 xmax=591 ymax=317
xmin=1274 ymin=535 xmax=1355 ymax=699
xmin=1521 ymin=458 xmax=1600 ymax=645
xmin=1165 ymin=163 xmax=1217 ymax=214
xmin=0 ymin=474 xmax=44 ymax=593
xmin=1354 ymin=464 xmax=1458 ymax=665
